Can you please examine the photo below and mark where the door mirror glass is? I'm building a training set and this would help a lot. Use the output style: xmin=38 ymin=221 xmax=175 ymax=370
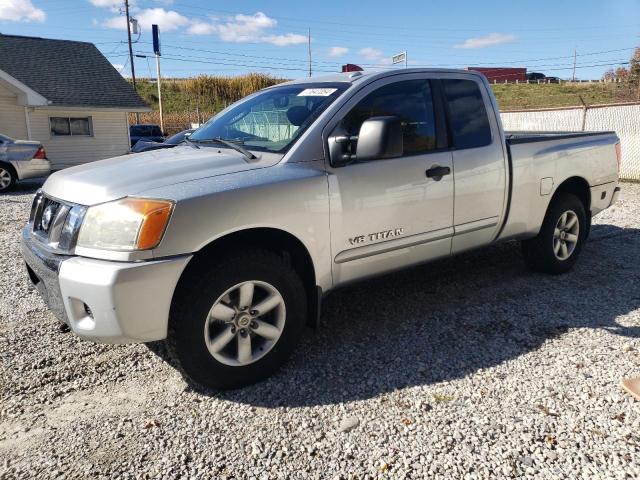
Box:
xmin=329 ymin=116 xmax=403 ymax=166
xmin=356 ymin=116 xmax=403 ymax=161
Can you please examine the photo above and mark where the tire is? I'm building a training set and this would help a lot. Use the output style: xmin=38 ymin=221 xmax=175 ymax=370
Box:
xmin=521 ymin=192 xmax=587 ymax=275
xmin=0 ymin=163 xmax=16 ymax=193
xmin=166 ymin=249 xmax=307 ymax=390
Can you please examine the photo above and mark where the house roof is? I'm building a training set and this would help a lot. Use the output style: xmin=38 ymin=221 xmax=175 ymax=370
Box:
xmin=0 ymin=34 xmax=149 ymax=110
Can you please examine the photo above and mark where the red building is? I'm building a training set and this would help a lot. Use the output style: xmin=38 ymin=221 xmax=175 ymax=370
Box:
xmin=341 ymin=64 xmax=364 ymax=73
xmin=466 ymin=67 xmax=527 ymax=83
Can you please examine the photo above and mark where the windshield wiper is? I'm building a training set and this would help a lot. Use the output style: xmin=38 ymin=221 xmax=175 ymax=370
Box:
xmin=181 ymin=136 xmax=200 ymax=149
xmin=192 ymin=137 xmax=257 ymax=160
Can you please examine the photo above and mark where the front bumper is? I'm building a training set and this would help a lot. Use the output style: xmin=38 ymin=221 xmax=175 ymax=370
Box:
xmin=21 ymin=228 xmax=192 ymax=343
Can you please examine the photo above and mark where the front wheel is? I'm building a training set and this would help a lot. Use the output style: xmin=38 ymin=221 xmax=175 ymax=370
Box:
xmin=521 ymin=192 xmax=587 ymax=275
xmin=166 ymin=249 xmax=307 ymax=390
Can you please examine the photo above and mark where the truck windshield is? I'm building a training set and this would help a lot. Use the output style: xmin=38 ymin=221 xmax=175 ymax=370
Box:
xmin=190 ymin=83 xmax=349 ymax=154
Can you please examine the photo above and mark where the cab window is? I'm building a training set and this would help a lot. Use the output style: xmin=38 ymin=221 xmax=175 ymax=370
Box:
xmin=343 ymin=80 xmax=437 ymax=155
xmin=442 ymin=79 xmax=492 ymax=149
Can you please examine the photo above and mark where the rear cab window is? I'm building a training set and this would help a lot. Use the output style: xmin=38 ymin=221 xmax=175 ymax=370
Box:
xmin=442 ymin=79 xmax=492 ymax=149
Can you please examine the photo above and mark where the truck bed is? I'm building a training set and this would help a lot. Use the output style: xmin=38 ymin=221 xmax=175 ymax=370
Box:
xmin=498 ymin=130 xmax=619 ymax=243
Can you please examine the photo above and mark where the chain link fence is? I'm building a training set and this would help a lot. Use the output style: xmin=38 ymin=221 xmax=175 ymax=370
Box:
xmin=501 ymin=103 xmax=640 ymax=181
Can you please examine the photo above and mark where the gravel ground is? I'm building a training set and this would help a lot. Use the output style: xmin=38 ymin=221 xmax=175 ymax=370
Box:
xmin=1 ymin=180 xmax=639 ymax=479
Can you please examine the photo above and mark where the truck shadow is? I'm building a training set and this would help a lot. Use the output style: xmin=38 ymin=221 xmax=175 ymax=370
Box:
xmin=217 ymin=223 xmax=640 ymax=407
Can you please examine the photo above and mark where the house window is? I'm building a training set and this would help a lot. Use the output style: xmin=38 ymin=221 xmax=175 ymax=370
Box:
xmin=50 ymin=117 xmax=93 ymax=136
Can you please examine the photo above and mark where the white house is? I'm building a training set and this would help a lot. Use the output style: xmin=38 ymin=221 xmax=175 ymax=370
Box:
xmin=0 ymin=34 xmax=150 ymax=169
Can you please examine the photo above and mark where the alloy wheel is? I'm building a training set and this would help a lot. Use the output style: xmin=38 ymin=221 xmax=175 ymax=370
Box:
xmin=203 ymin=280 xmax=286 ymax=366
xmin=553 ymin=210 xmax=579 ymax=260
xmin=0 ymin=168 xmax=11 ymax=190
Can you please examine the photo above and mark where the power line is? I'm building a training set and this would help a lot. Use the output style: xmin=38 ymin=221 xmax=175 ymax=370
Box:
xmin=168 ymin=3 xmax=640 ymax=33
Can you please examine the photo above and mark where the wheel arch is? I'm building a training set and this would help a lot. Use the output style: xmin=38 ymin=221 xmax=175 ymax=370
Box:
xmin=552 ymin=176 xmax=591 ymax=214
xmin=546 ymin=176 xmax=592 ymax=239
xmin=175 ymin=227 xmax=321 ymax=328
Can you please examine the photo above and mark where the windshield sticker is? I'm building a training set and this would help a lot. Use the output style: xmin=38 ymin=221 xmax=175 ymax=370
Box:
xmin=298 ymin=88 xmax=337 ymax=97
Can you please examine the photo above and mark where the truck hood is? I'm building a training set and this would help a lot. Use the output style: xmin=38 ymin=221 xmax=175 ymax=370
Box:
xmin=43 ymin=145 xmax=282 ymax=205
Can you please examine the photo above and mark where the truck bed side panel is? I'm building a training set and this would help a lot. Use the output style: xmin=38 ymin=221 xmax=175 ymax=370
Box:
xmin=498 ymin=133 xmax=619 ymax=241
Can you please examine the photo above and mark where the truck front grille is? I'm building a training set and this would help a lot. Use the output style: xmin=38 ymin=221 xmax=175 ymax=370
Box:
xmin=29 ymin=190 xmax=86 ymax=254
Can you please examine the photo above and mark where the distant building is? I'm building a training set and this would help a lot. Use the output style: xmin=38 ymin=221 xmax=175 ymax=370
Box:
xmin=341 ymin=64 xmax=364 ymax=73
xmin=0 ymin=34 xmax=150 ymax=169
xmin=466 ymin=67 xmax=527 ymax=83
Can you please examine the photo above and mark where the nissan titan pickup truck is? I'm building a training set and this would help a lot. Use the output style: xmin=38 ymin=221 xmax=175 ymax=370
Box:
xmin=21 ymin=69 xmax=621 ymax=389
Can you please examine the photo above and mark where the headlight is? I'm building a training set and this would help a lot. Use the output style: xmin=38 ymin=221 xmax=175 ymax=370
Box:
xmin=77 ymin=197 xmax=174 ymax=251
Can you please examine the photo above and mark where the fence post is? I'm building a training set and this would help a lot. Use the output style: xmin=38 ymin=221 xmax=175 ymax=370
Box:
xmin=578 ymin=95 xmax=588 ymax=131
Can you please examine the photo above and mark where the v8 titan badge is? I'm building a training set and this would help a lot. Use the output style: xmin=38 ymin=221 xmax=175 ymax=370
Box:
xmin=349 ymin=228 xmax=404 ymax=246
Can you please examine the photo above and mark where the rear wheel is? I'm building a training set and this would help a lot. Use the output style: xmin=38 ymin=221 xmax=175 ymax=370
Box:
xmin=521 ymin=192 xmax=587 ymax=274
xmin=0 ymin=164 xmax=16 ymax=192
xmin=166 ymin=249 xmax=307 ymax=390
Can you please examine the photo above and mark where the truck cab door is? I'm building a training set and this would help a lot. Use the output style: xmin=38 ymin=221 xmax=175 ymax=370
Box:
xmin=325 ymin=75 xmax=454 ymax=286
xmin=439 ymin=76 xmax=509 ymax=254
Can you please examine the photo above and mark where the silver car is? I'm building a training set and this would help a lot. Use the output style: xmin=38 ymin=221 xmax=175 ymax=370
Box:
xmin=0 ymin=134 xmax=51 ymax=192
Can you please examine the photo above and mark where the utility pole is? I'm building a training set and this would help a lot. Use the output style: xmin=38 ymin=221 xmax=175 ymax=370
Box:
xmin=572 ymin=48 xmax=577 ymax=82
xmin=307 ymin=28 xmax=312 ymax=77
xmin=124 ymin=0 xmax=139 ymax=123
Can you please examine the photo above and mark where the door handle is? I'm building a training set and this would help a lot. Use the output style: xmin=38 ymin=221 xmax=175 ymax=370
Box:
xmin=425 ymin=165 xmax=451 ymax=180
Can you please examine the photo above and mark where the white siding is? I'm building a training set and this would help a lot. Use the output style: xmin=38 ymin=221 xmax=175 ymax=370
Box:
xmin=29 ymin=108 xmax=130 ymax=169
xmin=0 ymin=83 xmax=28 ymax=139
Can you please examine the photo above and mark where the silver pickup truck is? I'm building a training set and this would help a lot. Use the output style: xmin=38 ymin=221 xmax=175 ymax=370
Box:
xmin=21 ymin=69 xmax=621 ymax=389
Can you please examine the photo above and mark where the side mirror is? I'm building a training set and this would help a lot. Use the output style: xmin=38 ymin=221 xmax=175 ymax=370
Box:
xmin=328 ymin=116 xmax=403 ymax=167
xmin=356 ymin=116 xmax=403 ymax=161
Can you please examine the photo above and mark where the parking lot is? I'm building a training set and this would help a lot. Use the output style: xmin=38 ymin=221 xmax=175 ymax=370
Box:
xmin=1 ymin=180 xmax=639 ymax=479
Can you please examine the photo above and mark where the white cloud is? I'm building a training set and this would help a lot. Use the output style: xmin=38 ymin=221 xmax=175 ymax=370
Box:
xmin=454 ymin=33 xmax=516 ymax=49
xmin=263 ymin=33 xmax=307 ymax=46
xmin=104 ymin=7 xmax=189 ymax=32
xmin=89 ymin=0 xmax=122 ymax=12
xmin=359 ymin=47 xmax=384 ymax=60
xmin=103 ymin=15 xmax=126 ymax=29
xmin=0 ymin=0 xmax=45 ymax=22
xmin=137 ymin=8 xmax=188 ymax=31
xmin=329 ymin=46 xmax=348 ymax=57
xmin=89 ymin=0 xmax=119 ymax=7
xmin=187 ymin=11 xmax=305 ymax=47
xmin=187 ymin=20 xmax=216 ymax=35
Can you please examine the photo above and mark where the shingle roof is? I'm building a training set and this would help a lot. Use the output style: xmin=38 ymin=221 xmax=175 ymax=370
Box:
xmin=0 ymin=34 xmax=149 ymax=110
